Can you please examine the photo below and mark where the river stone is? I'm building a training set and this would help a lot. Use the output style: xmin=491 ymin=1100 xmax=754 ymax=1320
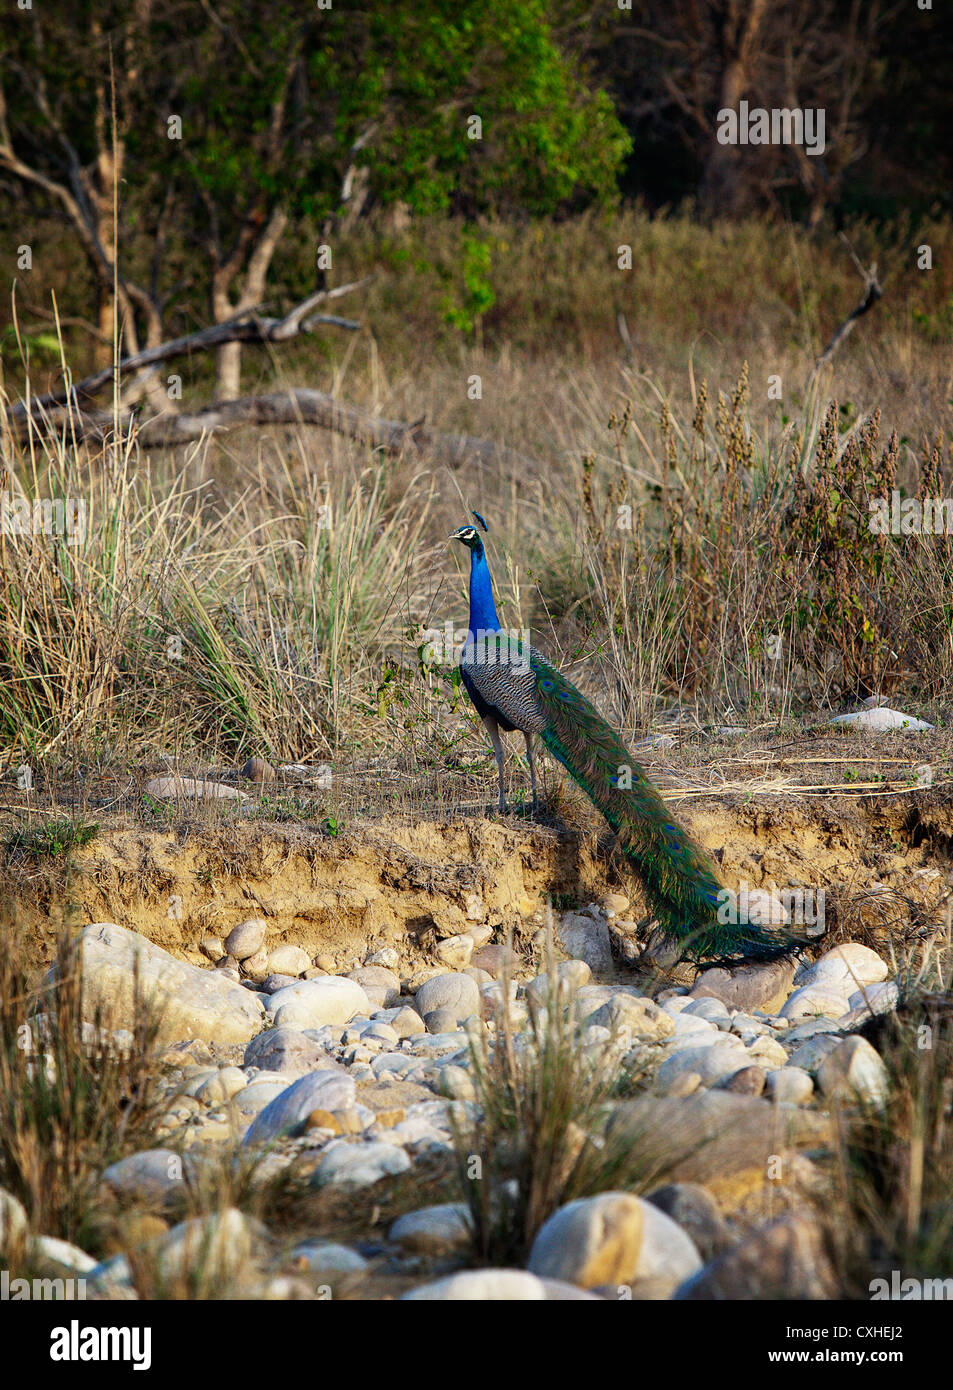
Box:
xmin=0 ymin=1188 xmax=28 ymax=1250
xmin=786 ymin=1034 xmax=844 ymax=1073
xmin=374 ymin=1006 xmax=425 ymax=1038
xmin=525 ymin=961 xmax=593 ymax=1008
xmin=233 ymin=1078 xmax=290 ymax=1115
xmin=656 ymin=1037 xmax=750 ymax=1092
xmin=66 ymin=922 xmax=265 ymax=1045
xmin=646 ymin=1183 xmax=733 ymax=1262
xmin=100 ymin=1149 xmax=197 ymax=1208
xmin=435 ymin=934 xmax=474 ymax=970
xmin=388 ymin=1203 xmax=473 ymax=1255
xmin=244 ymin=1070 xmax=356 ymax=1145
xmin=718 ymin=1064 xmax=767 ymax=1096
xmin=675 ymin=1212 xmax=835 ymax=1300
xmin=266 ymin=977 xmax=370 ymax=1028
xmin=224 ymin=919 xmax=267 ymax=961
xmin=288 ymin=1241 xmax=368 ymax=1277
xmin=691 ymin=959 xmax=797 ymax=1014
xmin=780 ymin=984 xmax=852 ymax=1022
xmin=310 ymin=1138 xmax=411 ymax=1188
xmin=470 ymin=944 xmax=519 ymax=978
xmin=557 ymin=913 xmax=613 ymax=974
xmin=766 ymin=1067 xmax=814 ymax=1105
xmin=528 ymin=1193 xmax=644 ymax=1287
xmin=346 ymin=967 xmax=400 ymax=1008
xmin=586 ymin=994 xmax=675 ymax=1043
xmin=415 ymin=972 xmax=481 ymax=1022
xmin=529 ymin=1193 xmax=702 ymax=1293
xmin=151 ymin=1208 xmax=254 ymax=1285
xmin=845 ymin=980 xmax=899 ymax=1020
xmin=265 ymin=945 xmax=312 ymax=978
xmin=243 ymin=1026 xmax=330 ymax=1078
xmin=144 ymin=776 xmax=248 ymax=802
xmin=816 ymin=1035 xmax=888 ymax=1106
xmin=609 ymin=1091 xmax=832 ymax=1189
xmin=797 ymin=943 xmax=890 ymax=988
xmin=366 ymin=947 xmax=399 ymax=969
xmin=403 ymin=1270 xmax=557 ymax=1300
xmin=682 ymin=997 xmax=731 ymax=1025
xmin=424 ymin=1008 xmax=461 ymax=1034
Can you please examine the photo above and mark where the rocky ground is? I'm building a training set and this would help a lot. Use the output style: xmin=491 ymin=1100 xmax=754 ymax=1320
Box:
xmin=1 ymin=894 xmax=919 ymax=1301
xmin=3 ymin=722 xmax=950 ymax=1301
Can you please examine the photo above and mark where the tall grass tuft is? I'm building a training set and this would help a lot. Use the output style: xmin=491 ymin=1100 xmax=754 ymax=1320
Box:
xmin=0 ymin=924 xmax=166 ymax=1254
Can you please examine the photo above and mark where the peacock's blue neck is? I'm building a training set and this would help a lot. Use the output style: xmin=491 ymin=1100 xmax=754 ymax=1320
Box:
xmin=467 ymin=543 xmax=502 ymax=636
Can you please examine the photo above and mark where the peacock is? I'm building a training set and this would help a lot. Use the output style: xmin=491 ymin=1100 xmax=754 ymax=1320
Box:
xmin=450 ymin=512 xmax=800 ymax=966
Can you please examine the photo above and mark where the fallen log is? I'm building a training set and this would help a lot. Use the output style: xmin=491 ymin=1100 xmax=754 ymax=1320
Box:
xmin=15 ymin=387 xmax=538 ymax=473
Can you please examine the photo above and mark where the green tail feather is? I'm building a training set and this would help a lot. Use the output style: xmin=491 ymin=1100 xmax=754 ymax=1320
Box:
xmin=531 ymin=652 xmax=799 ymax=965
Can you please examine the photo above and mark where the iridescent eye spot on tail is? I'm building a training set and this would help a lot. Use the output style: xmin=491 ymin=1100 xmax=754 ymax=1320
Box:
xmin=540 ymin=678 xmax=555 ymax=692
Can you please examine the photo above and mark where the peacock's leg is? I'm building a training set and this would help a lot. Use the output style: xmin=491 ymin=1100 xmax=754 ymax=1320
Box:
xmin=523 ymin=732 xmax=538 ymax=813
xmin=482 ymin=713 xmax=508 ymax=813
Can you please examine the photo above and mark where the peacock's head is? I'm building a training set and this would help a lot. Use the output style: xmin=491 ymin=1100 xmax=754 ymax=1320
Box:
xmin=449 ymin=511 xmax=489 ymax=553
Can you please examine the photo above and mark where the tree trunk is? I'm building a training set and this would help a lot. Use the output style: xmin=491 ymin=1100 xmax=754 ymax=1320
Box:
xmin=700 ymin=0 xmax=770 ymax=217
xmin=211 ymin=206 xmax=289 ymax=400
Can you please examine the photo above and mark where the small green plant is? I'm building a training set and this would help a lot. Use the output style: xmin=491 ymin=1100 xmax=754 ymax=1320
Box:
xmin=440 ymin=231 xmax=495 ymax=336
xmin=4 ymin=817 xmax=98 ymax=861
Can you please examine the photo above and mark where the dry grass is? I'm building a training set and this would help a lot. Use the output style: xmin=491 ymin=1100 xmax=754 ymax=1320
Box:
xmin=0 ymin=920 xmax=166 ymax=1255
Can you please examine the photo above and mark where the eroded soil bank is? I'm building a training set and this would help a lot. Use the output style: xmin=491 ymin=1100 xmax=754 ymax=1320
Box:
xmin=7 ymin=785 xmax=951 ymax=969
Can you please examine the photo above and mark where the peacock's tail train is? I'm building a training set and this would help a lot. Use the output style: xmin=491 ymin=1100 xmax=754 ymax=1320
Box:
xmin=531 ymin=650 xmax=799 ymax=965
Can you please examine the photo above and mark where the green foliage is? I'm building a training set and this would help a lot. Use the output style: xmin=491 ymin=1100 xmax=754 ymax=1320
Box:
xmin=4 ymin=818 xmax=98 ymax=862
xmin=440 ymin=231 xmax=495 ymax=334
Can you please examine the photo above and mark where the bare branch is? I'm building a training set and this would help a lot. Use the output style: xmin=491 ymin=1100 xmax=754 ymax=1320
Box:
xmin=12 ymin=387 xmax=539 ymax=476
xmin=5 ymin=281 xmax=372 ymax=416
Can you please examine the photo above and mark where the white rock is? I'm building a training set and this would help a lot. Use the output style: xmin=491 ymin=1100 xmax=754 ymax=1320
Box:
xmin=0 ymin=1188 xmax=28 ymax=1249
xmin=266 ymin=977 xmax=370 ymax=1029
xmin=347 ymin=966 xmax=401 ymax=1008
xmin=223 ymin=920 xmax=267 ymax=961
xmin=288 ymin=1241 xmax=368 ymax=1276
xmin=29 ymin=1235 xmax=98 ymax=1275
xmin=828 ymin=707 xmax=933 ymax=731
xmin=766 ymin=1068 xmax=814 ymax=1105
xmin=435 ymin=934 xmax=474 ymax=969
xmin=265 ymin=945 xmax=312 ymax=977
xmin=311 ymin=1139 xmax=412 ymax=1187
xmin=192 ymin=1066 xmax=247 ymax=1104
xmin=365 ymin=948 xmax=399 ymax=969
xmin=233 ymin=1078 xmax=290 ymax=1115
xmin=817 ymin=1036 xmax=889 ymax=1107
xmin=243 ymin=1070 xmax=355 ymax=1145
xmin=745 ymin=1035 xmax=789 ymax=1068
xmin=656 ymin=1037 xmax=749 ymax=1092
xmin=847 ymin=980 xmax=899 ymax=1017
xmin=100 ymin=1149 xmax=195 ymax=1205
xmin=67 ymin=922 xmax=265 ymax=1045
xmin=152 ymin=1208 xmax=252 ymax=1283
xmin=557 ymin=913 xmax=613 ymax=974
xmin=389 ymin=1203 xmax=473 ymax=1254
xmin=786 ymin=1035 xmax=844 ymax=1073
xmin=403 ymin=1270 xmax=547 ymax=1300
xmin=144 ymin=776 xmax=249 ymax=801
xmin=780 ymin=985 xmax=852 ymax=1022
xmin=415 ymin=972 xmax=481 ymax=1022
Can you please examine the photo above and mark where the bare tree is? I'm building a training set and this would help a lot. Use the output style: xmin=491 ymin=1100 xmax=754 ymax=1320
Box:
xmin=0 ymin=2 xmax=169 ymax=407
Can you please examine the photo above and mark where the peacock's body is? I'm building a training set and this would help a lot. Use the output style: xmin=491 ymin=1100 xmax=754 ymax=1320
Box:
xmin=451 ymin=514 xmax=798 ymax=966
